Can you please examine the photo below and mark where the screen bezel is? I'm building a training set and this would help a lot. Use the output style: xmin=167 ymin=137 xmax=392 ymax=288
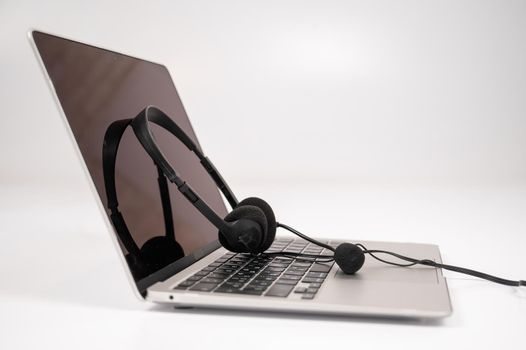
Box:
xmin=29 ymin=30 xmax=223 ymax=297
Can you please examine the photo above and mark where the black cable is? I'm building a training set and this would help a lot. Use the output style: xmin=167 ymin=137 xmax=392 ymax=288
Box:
xmin=354 ymin=244 xmax=418 ymax=267
xmin=358 ymin=244 xmax=525 ymax=287
xmin=262 ymin=251 xmax=335 ymax=263
xmin=277 ymin=222 xmax=335 ymax=252
xmin=276 ymin=223 xmax=526 ymax=287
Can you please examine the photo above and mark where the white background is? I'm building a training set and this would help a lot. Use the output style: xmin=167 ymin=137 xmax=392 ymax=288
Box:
xmin=1 ymin=1 xmax=525 ymax=349
xmin=1 ymin=0 xmax=526 ymax=186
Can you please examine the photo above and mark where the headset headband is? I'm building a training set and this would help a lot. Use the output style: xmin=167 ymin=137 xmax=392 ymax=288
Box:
xmin=130 ymin=106 xmax=239 ymax=235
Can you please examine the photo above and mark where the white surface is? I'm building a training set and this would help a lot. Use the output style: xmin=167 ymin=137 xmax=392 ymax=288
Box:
xmin=1 ymin=0 xmax=526 ymax=349
xmin=0 ymin=183 xmax=525 ymax=349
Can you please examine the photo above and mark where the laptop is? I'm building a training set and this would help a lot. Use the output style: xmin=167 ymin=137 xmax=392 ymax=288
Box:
xmin=30 ymin=30 xmax=452 ymax=318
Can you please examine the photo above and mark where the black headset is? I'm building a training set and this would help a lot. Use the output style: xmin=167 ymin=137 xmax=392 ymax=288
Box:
xmin=107 ymin=105 xmax=525 ymax=287
xmin=129 ymin=106 xmax=277 ymax=254
xmin=102 ymin=118 xmax=184 ymax=278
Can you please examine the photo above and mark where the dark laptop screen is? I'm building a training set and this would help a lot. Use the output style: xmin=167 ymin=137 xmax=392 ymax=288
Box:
xmin=33 ymin=31 xmax=227 ymax=292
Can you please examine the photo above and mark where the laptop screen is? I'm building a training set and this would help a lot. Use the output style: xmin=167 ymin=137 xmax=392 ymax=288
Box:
xmin=32 ymin=31 xmax=228 ymax=293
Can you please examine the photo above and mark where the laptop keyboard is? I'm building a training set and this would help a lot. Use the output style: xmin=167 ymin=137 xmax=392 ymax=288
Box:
xmin=174 ymin=238 xmax=335 ymax=300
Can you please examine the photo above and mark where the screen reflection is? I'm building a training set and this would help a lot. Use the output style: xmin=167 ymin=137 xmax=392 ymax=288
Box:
xmin=33 ymin=31 xmax=227 ymax=283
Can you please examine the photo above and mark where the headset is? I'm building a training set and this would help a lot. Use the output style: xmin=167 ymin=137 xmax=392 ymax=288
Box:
xmin=108 ymin=105 xmax=524 ymax=287
xmin=102 ymin=118 xmax=184 ymax=278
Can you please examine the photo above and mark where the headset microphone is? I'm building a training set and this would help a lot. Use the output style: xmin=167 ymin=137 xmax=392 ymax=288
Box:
xmin=104 ymin=106 xmax=525 ymax=289
xmin=334 ymin=243 xmax=366 ymax=274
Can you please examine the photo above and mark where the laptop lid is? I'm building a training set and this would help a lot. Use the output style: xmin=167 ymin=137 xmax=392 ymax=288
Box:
xmin=31 ymin=30 xmax=228 ymax=295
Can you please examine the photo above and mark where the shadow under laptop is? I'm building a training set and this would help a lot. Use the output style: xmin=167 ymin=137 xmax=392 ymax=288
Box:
xmin=146 ymin=303 xmax=445 ymax=326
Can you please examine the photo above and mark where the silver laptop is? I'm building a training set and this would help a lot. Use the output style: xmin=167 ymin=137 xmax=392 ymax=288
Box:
xmin=30 ymin=30 xmax=452 ymax=319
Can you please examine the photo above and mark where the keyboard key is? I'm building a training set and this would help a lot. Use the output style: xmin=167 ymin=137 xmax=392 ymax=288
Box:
xmin=283 ymin=270 xmax=306 ymax=276
xmin=194 ymin=271 xmax=209 ymax=277
xmin=241 ymin=289 xmax=264 ymax=295
xmin=241 ymin=267 xmax=259 ymax=274
xmin=201 ymin=277 xmax=224 ymax=284
xmin=258 ymin=269 xmax=281 ymax=277
xmin=306 ymin=287 xmax=319 ymax=294
xmin=268 ymin=263 xmax=290 ymax=269
xmin=288 ymin=265 xmax=309 ymax=271
xmin=275 ymin=278 xmax=298 ymax=285
xmin=186 ymin=275 xmax=202 ymax=282
xmin=229 ymin=280 xmax=249 ymax=286
xmin=244 ymin=284 xmax=267 ymax=292
xmin=302 ymin=293 xmax=316 ymax=300
xmin=223 ymin=282 xmax=244 ymax=289
xmin=251 ymin=280 xmax=273 ymax=287
xmin=294 ymin=287 xmax=307 ymax=293
xmin=265 ymin=267 xmax=286 ymax=272
xmin=280 ymin=274 xmax=301 ymax=281
xmin=284 ymin=249 xmax=303 ymax=253
xmin=224 ymin=262 xmax=244 ymax=268
xmin=292 ymin=262 xmax=312 ymax=267
xmin=302 ymin=277 xmax=325 ymax=284
xmin=189 ymin=282 xmax=218 ymax=292
xmin=256 ymin=276 xmax=278 ymax=282
xmin=305 ymin=272 xmax=328 ymax=278
xmin=214 ymin=286 xmax=242 ymax=294
xmin=266 ymin=283 xmax=294 ymax=297
xmin=310 ymin=263 xmax=332 ymax=273
xmin=215 ymin=267 xmax=235 ymax=272
xmin=177 ymin=280 xmax=195 ymax=287
xmin=228 ymin=275 xmax=247 ymax=281
xmin=224 ymin=279 xmax=243 ymax=285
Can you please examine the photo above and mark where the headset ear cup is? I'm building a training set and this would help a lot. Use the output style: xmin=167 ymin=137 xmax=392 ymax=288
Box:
xmin=237 ymin=197 xmax=276 ymax=252
xmin=221 ymin=205 xmax=267 ymax=253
